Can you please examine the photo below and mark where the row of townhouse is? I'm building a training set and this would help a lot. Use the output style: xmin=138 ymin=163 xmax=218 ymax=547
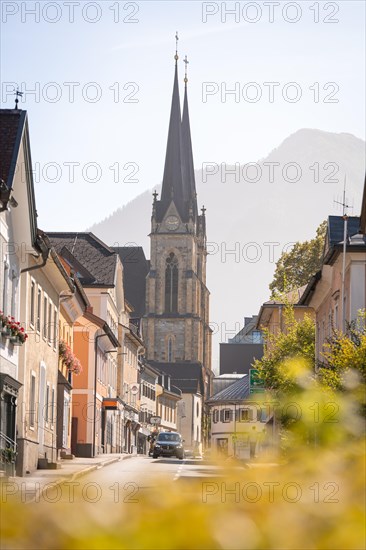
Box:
xmin=0 ymin=108 xmax=182 ymax=477
xmin=257 ymin=181 xmax=366 ymax=361
xmin=206 ymin=177 xmax=366 ymax=460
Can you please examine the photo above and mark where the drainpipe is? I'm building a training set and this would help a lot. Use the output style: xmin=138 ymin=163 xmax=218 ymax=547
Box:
xmin=20 ymin=237 xmax=49 ymax=274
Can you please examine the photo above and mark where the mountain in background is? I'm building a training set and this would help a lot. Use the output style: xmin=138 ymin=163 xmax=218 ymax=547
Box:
xmin=88 ymin=129 xmax=366 ymax=371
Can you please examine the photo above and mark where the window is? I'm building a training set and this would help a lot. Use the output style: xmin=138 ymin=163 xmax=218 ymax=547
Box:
xmin=51 ymin=387 xmax=55 ymax=425
xmin=165 ymin=253 xmax=178 ymax=313
xmin=2 ymin=260 xmax=9 ymax=313
xmin=240 ymin=408 xmax=250 ymax=422
xmin=212 ymin=409 xmax=219 ymax=423
xmin=10 ymin=270 xmax=17 ymax=318
xmin=29 ymin=374 xmax=36 ymax=428
xmin=43 ymin=296 xmax=48 ymax=339
xmin=334 ymin=303 xmax=338 ymax=330
xmin=30 ymin=280 xmax=36 ymax=326
xmin=223 ymin=409 xmax=231 ymax=423
xmin=167 ymin=337 xmax=174 ymax=362
xmin=328 ymin=311 xmax=332 ymax=337
xmin=48 ymin=302 xmax=52 ymax=343
xmin=252 ymin=330 xmax=261 ymax=343
xmin=36 ymin=288 xmax=41 ymax=332
xmin=45 ymin=383 xmax=50 ymax=423
xmin=53 ymin=309 xmax=57 ymax=348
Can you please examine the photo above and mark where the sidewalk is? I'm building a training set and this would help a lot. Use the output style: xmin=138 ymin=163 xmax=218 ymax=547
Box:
xmin=1 ymin=453 xmax=134 ymax=503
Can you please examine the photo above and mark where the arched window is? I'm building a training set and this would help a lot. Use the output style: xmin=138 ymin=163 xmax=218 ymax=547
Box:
xmin=165 ymin=253 xmax=178 ymax=312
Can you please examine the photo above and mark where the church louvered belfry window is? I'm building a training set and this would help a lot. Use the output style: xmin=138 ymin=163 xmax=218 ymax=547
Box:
xmin=165 ymin=253 xmax=178 ymax=313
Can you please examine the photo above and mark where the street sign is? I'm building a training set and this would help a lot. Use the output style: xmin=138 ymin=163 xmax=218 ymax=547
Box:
xmin=250 ymin=388 xmax=265 ymax=394
xmin=249 ymin=369 xmax=264 ymax=388
xmin=149 ymin=416 xmax=161 ymax=425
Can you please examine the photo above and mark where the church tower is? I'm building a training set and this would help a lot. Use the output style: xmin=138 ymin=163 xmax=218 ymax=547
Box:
xmin=143 ymin=41 xmax=212 ymax=403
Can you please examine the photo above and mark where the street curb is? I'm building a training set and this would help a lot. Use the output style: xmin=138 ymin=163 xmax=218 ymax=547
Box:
xmin=27 ymin=454 xmax=133 ymax=503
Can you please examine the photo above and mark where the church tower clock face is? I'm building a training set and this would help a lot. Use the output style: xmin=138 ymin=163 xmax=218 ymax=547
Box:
xmin=165 ymin=215 xmax=179 ymax=231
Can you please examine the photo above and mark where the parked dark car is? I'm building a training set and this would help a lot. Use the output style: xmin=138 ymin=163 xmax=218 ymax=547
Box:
xmin=152 ymin=432 xmax=184 ymax=459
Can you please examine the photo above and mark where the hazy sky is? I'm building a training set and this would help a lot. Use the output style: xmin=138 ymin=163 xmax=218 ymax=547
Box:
xmin=1 ymin=1 xmax=365 ymax=230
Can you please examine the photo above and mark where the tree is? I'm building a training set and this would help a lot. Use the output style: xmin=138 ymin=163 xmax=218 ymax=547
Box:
xmin=253 ymin=305 xmax=315 ymax=394
xmin=269 ymin=220 xmax=327 ymax=296
xmin=318 ymin=310 xmax=366 ymax=391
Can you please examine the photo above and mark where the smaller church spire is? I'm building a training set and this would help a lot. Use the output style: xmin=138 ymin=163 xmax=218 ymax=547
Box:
xmin=182 ymin=54 xmax=197 ymax=217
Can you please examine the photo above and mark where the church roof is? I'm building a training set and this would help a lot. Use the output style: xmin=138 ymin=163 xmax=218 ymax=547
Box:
xmin=182 ymin=81 xmax=198 ymax=217
xmin=156 ymin=57 xmax=198 ymax=224
xmin=160 ymin=61 xmax=187 ymax=216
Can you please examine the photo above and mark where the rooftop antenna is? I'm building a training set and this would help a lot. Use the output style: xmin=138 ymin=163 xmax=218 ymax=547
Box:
xmin=14 ymin=88 xmax=23 ymax=110
xmin=333 ymin=175 xmax=351 ymax=332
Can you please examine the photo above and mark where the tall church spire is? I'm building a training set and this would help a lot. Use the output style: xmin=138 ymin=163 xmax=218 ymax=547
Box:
xmin=182 ymin=55 xmax=198 ymax=217
xmin=160 ymin=33 xmax=186 ymax=208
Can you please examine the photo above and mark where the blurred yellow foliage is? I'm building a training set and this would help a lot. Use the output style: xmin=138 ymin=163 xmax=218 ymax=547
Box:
xmin=1 ymin=371 xmax=365 ymax=549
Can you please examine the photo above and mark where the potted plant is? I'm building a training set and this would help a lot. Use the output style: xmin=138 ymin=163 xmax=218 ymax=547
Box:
xmin=0 ymin=447 xmax=17 ymax=477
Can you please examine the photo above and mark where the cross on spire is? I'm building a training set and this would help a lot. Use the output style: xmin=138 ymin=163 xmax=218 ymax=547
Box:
xmin=184 ymin=55 xmax=189 ymax=84
xmin=175 ymin=31 xmax=179 ymax=62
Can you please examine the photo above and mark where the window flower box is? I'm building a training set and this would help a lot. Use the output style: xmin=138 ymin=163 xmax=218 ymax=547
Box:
xmin=10 ymin=336 xmax=22 ymax=346
xmin=0 ymin=311 xmax=28 ymax=345
xmin=59 ymin=340 xmax=82 ymax=375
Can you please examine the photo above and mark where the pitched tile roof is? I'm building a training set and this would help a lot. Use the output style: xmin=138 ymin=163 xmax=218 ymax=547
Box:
xmin=48 ymin=232 xmax=117 ymax=287
xmin=323 ymin=215 xmax=366 ymax=264
xmin=0 ymin=109 xmax=25 ymax=188
xmin=328 ymin=215 xmax=362 ymax=246
xmin=113 ymin=246 xmax=149 ymax=317
xmin=208 ymin=375 xmax=250 ymax=403
xmin=149 ymin=361 xmax=204 ymax=394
